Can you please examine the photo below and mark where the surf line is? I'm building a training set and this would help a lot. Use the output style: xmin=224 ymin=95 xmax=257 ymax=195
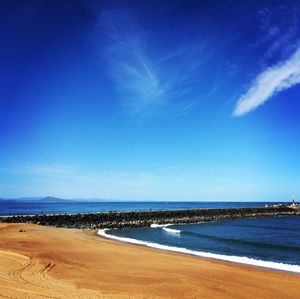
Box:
xmin=97 ymin=228 xmax=300 ymax=274
xmin=150 ymin=223 xmax=181 ymax=234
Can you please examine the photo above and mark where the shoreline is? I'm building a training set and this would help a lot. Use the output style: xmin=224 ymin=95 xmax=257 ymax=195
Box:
xmin=98 ymin=227 xmax=300 ymax=274
xmin=0 ymin=223 xmax=300 ymax=298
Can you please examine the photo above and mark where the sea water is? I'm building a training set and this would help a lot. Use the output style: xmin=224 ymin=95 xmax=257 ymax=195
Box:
xmin=102 ymin=216 xmax=300 ymax=273
xmin=0 ymin=201 xmax=286 ymax=216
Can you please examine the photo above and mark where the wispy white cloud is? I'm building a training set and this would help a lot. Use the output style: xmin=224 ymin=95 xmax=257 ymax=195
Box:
xmin=233 ymin=47 xmax=300 ymax=117
xmin=98 ymin=9 xmax=210 ymax=118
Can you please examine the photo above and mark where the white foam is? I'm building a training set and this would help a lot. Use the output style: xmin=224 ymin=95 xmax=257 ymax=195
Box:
xmin=150 ymin=223 xmax=171 ymax=228
xmin=163 ymin=227 xmax=181 ymax=234
xmin=97 ymin=229 xmax=300 ymax=274
xmin=150 ymin=223 xmax=181 ymax=233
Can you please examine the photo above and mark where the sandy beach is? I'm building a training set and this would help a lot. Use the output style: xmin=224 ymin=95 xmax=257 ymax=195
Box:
xmin=0 ymin=223 xmax=299 ymax=299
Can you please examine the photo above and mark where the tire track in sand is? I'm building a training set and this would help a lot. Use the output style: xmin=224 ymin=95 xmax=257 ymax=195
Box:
xmin=11 ymin=257 xmax=36 ymax=284
xmin=39 ymin=261 xmax=55 ymax=279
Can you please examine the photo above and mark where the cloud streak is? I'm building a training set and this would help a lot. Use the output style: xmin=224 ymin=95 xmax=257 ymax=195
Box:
xmin=98 ymin=9 xmax=209 ymax=118
xmin=233 ymin=47 xmax=300 ymax=117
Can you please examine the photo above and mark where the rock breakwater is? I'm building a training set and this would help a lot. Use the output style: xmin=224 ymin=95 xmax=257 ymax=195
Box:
xmin=0 ymin=205 xmax=299 ymax=229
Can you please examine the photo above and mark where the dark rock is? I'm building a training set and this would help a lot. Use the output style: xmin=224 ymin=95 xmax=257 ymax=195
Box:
xmin=1 ymin=206 xmax=299 ymax=230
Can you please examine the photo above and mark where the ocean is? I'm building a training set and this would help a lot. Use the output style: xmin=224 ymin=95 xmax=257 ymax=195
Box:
xmin=0 ymin=200 xmax=284 ymax=216
xmin=102 ymin=215 xmax=300 ymax=273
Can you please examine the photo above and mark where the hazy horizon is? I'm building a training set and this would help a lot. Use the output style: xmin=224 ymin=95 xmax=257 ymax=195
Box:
xmin=0 ymin=195 xmax=293 ymax=203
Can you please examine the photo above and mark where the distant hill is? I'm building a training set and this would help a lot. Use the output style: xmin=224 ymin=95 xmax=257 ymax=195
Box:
xmin=36 ymin=197 xmax=69 ymax=203
xmin=0 ymin=197 xmax=145 ymax=203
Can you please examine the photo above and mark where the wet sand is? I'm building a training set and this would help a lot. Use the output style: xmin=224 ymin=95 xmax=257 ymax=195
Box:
xmin=0 ymin=223 xmax=299 ymax=298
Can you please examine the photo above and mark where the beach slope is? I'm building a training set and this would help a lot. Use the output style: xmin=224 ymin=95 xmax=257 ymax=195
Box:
xmin=0 ymin=223 xmax=299 ymax=298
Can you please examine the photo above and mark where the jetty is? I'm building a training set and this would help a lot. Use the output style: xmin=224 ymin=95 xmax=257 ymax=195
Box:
xmin=1 ymin=205 xmax=299 ymax=229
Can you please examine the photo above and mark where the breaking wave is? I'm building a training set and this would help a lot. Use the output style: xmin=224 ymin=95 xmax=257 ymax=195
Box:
xmin=150 ymin=223 xmax=171 ymax=228
xmin=162 ymin=227 xmax=181 ymax=234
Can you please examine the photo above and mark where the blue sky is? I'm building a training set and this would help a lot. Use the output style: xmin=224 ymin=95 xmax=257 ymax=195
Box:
xmin=1 ymin=0 xmax=300 ymax=201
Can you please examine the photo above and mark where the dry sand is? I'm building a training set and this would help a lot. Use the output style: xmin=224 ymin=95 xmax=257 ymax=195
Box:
xmin=0 ymin=223 xmax=299 ymax=299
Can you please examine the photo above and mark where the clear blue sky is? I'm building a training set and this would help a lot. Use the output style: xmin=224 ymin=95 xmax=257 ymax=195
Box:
xmin=1 ymin=0 xmax=300 ymax=201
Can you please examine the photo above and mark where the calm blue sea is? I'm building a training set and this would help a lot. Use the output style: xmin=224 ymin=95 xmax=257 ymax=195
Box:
xmin=107 ymin=215 xmax=300 ymax=270
xmin=0 ymin=201 xmax=285 ymax=216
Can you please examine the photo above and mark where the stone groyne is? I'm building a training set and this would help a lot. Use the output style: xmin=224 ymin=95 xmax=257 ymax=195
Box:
xmin=0 ymin=205 xmax=299 ymax=229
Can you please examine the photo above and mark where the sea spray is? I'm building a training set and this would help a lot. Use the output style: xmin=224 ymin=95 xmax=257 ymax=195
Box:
xmin=150 ymin=223 xmax=181 ymax=234
xmin=162 ymin=227 xmax=181 ymax=234
xmin=150 ymin=223 xmax=172 ymax=228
